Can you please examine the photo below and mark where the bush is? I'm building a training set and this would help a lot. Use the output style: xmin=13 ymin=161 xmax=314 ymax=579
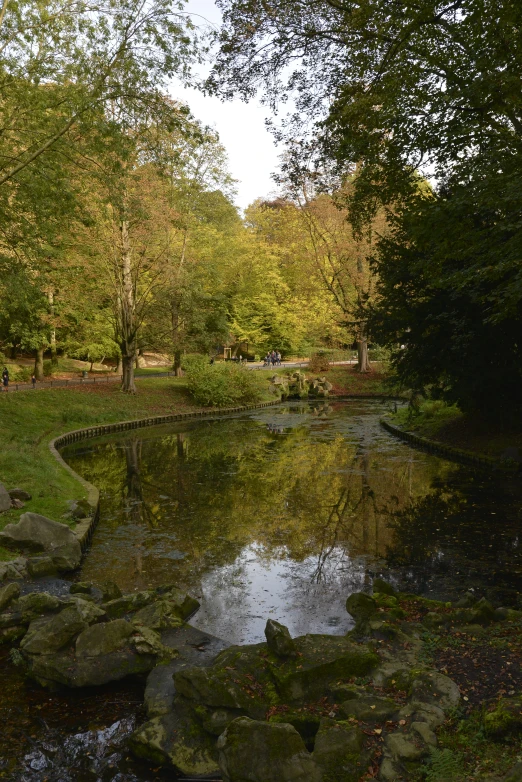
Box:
xmin=308 ymin=352 xmax=330 ymax=373
xmin=43 ymin=360 xmax=53 ymax=377
xmin=186 ymin=361 xmax=264 ymax=407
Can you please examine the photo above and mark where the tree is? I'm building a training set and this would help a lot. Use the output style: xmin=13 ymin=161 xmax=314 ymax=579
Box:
xmin=370 ymin=170 xmax=522 ymax=418
xmin=210 ymin=0 xmax=522 ymax=214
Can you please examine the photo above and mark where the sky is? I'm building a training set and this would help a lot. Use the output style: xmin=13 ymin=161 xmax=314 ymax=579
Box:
xmin=170 ymin=0 xmax=281 ymax=211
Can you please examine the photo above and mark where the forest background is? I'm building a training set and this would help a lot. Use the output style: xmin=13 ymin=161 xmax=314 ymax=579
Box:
xmin=0 ymin=0 xmax=520 ymax=421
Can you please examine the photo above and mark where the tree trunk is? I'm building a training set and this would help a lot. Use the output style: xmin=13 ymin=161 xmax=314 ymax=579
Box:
xmin=356 ymin=323 xmax=371 ymax=373
xmin=119 ymin=218 xmax=137 ymax=394
xmin=173 ymin=350 xmax=183 ymax=377
xmin=116 ymin=355 xmax=123 ymax=374
xmin=34 ymin=346 xmax=44 ymax=381
xmin=48 ymin=290 xmax=57 ymax=365
xmin=356 ymin=338 xmax=370 ymax=372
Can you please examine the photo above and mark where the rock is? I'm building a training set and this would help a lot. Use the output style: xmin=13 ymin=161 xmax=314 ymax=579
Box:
xmin=174 ymin=643 xmax=272 ymax=719
xmin=131 ymin=625 xmax=174 ymax=659
xmin=26 ymin=645 xmax=157 ymax=688
xmin=103 ymin=590 xmax=155 ymax=618
xmin=21 ymin=606 xmax=89 ymax=655
xmin=398 ymin=701 xmax=446 ymax=729
xmin=0 ymin=625 xmax=26 ymax=644
xmin=504 ymin=763 xmax=522 ymax=782
xmin=217 ymin=717 xmax=321 ymax=782
xmin=8 ymin=488 xmax=32 ymax=501
xmin=372 ymin=662 xmax=412 ymax=691
xmin=265 ymin=619 xmax=298 ymax=658
xmin=346 ymin=592 xmax=377 ymax=621
xmin=340 ymin=695 xmax=398 ymax=722
xmin=411 ymin=721 xmax=437 ymax=746
xmin=373 ymin=578 xmax=396 ymax=596
xmin=0 ymin=513 xmax=81 ymax=571
xmin=75 ymin=619 xmax=134 ymax=657
xmin=0 ymin=582 xmax=20 ymax=611
xmin=70 ymin=582 xmax=93 ymax=595
xmin=0 ymin=482 xmax=11 ymax=513
xmin=385 ymin=732 xmax=427 ymax=762
xmin=65 ymin=597 xmax=106 ymax=624
xmin=312 ymin=718 xmax=367 ymax=782
xmin=130 ymin=703 xmax=220 ymax=777
xmin=267 ymin=712 xmax=321 ymax=749
xmin=379 ymin=756 xmax=403 ymax=781
xmin=27 ymin=556 xmax=57 ymax=578
xmin=467 ymin=597 xmax=496 ymax=625
xmin=132 ymin=599 xmax=184 ymax=631
xmin=15 ymin=591 xmax=62 ymax=621
xmin=484 ymin=696 xmax=522 ymax=736
xmin=453 ymin=590 xmax=477 ymax=608
xmin=269 ymin=635 xmax=379 ymax=704
xmin=100 ymin=581 xmax=122 ymax=601
xmin=155 ymin=585 xmax=200 ymax=619
xmin=11 ymin=498 xmax=24 ymax=509
xmin=410 ymin=671 xmax=460 ymax=710
xmin=0 ymin=557 xmax=27 ymax=582
xmin=68 ymin=499 xmax=92 ymax=519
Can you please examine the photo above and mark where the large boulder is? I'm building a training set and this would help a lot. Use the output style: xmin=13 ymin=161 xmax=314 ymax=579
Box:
xmin=268 ymin=635 xmax=379 ymax=704
xmin=312 ymin=718 xmax=368 ymax=782
xmin=20 ymin=605 xmax=92 ymax=655
xmin=75 ymin=619 xmax=135 ymax=657
xmin=217 ymin=717 xmax=321 ymax=782
xmin=130 ymin=699 xmax=220 ymax=778
xmin=0 ymin=482 xmax=11 ymax=512
xmin=346 ymin=592 xmax=377 ymax=621
xmin=340 ymin=694 xmax=398 ymax=723
xmin=133 ymin=599 xmax=185 ymax=631
xmin=0 ymin=512 xmax=81 ymax=571
xmin=409 ymin=671 xmax=460 ymax=711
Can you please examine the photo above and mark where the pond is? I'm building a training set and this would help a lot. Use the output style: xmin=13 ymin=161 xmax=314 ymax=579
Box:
xmin=3 ymin=400 xmax=522 ymax=780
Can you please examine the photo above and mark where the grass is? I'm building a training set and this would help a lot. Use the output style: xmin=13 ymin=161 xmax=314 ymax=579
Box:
xmin=391 ymin=399 xmax=522 ymax=461
xmin=0 ymin=377 xmax=207 ymax=558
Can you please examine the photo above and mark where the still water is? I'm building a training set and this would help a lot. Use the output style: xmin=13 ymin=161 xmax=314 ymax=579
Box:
xmin=3 ymin=400 xmax=521 ymax=780
xmin=64 ymin=400 xmax=522 ymax=640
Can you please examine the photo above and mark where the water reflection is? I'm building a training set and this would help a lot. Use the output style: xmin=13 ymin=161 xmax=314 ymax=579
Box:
xmin=62 ymin=401 xmax=522 ymax=643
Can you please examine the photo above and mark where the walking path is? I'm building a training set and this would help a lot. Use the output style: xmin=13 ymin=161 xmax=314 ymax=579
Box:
xmin=2 ymin=360 xmax=357 ymax=393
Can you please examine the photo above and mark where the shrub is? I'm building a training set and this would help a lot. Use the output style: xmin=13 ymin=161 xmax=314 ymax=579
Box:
xmin=186 ymin=361 xmax=264 ymax=407
xmin=43 ymin=360 xmax=53 ymax=377
xmin=308 ymin=352 xmax=330 ymax=373
xmin=180 ymin=353 xmax=208 ymax=373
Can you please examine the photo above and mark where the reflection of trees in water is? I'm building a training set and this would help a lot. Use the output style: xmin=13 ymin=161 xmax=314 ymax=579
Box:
xmin=384 ymin=469 xmax=522 ymax=598
xmin=67 ymin=413 xmax=452 ymax=592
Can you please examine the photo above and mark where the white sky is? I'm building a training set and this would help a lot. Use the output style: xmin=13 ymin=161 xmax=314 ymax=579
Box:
xmin=169 ymin=0 xmax=281 ymax=210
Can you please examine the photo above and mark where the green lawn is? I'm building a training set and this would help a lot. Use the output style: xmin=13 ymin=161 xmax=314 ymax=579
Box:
xmin=391 ymin=399 xmax=522 ymax=461
xmin=0 ymin=377 xmax=203 ymax=558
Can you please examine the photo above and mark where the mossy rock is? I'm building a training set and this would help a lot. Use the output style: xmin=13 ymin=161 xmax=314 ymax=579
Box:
xmin=174 ymin=643 xmax=275 ymax=719
xmin=268 ymin=711 xmax=321 ymax=749
xmin=484 ymin=696 xmax=522 ymax=736
xmin=217 ymin=716 xmax=321 ymax=782
xmin=373 ymin=593 xmax=398 ymax=609
xmin=312 ymin=718 xmax=368 ymax=782
xmin=269 ymin=635 xmax=379 ymax=704
xmin=372 ymin=578 xmax=396 ymax=596
xmin=102 ymin=590 xmax=156 ymax=618
xmin=346 ymin=593 xmax=377 ymax=620
xmin=130 ymin=699 xmax=219 ymax=777
xmin=341 ymin=694 xmax=399 ymax=722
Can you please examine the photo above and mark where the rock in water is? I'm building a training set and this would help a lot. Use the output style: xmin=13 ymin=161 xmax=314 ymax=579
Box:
xmin=265 ymin=619 xmax=298 ymax=657
xmin=218 ymin=717 xmax=321 ymax=782
xmin=0 ymin=483 xmax=11 ymax=513
xmin=75 ymin=619 xmax=134 ymax=657
xmin=21 ymin=606 xmax=89 ymax=655
xmin=0 ymin=512 xmax=81 ymax=571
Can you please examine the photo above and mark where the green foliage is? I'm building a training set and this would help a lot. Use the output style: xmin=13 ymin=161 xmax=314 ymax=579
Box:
xmin=423 ymin=748 xmax=463 ymax=782
xmin=43 ymin=361 xmax=53 ymax=378
xmin=185 ymin=361 xmax=264 ymax=407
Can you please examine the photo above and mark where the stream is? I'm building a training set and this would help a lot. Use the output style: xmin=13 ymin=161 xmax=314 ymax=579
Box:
xmin=2 ymin=400 xmax=521 ymax=780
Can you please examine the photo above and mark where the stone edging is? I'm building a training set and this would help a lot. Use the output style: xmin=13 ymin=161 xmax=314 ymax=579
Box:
xmin=380 ymin=418 xmax=520 ymax=472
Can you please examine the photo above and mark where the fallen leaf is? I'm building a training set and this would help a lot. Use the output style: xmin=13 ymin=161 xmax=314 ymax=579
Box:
xmin=374 ymin=728 xmax=382 ymax=735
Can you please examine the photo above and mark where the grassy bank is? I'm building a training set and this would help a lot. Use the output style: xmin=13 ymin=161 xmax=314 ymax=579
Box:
xmin=0 ymin=377 xmax=212 ymax=557
xmin=391 ymin=400 xmax=522 ymax=462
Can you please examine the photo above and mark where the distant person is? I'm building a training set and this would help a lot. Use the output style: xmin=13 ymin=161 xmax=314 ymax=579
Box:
xmin=31 ymin=373 xmax=36 ymax=388
xmin=209 ymin=357 xmax=214 ymax=365
xmin=2 ymin=367 xmax=8 ymax=391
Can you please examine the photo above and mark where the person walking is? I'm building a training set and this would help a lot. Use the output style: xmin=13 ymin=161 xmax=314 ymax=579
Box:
xmin=2 ymin=367 xmax=9 ymax=392
xmin=31 ymin=373 xmax=36 ymax=388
